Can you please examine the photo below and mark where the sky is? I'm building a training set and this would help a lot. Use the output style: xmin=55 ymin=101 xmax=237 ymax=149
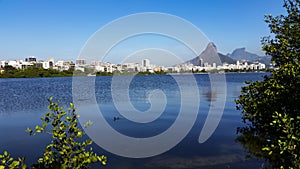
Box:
xmin=0 ymin=0 xmax=285 ymax=64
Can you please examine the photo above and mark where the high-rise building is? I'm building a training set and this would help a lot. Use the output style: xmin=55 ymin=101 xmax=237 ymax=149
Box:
xmin=25 ymin=56 xmax=37 ymax=62
xmin=142 ymin=59 xmax=150 ymax=67
xmin=76 ymin=59 xmax=86 ymax=66
xmin=199 ymin=58 xmax=204 ymax=67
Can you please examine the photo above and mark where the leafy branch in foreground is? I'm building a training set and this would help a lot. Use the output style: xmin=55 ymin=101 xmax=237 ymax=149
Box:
xmin=0 ymin=151 xmax=26 ymax=169
xmin=236 ymin=0 xmax=300 ymax=168
xmin=1 ymin=97 xmax=106 ymax=169
xmin=26 ymin=97 xmax=106 ymax=169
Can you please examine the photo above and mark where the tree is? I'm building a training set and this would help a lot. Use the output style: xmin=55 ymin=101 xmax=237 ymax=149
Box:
xmin=0 ymin=66 xmax=19 ymax=78
xmin=236 ymin=0 xmax=300 ymax=168
xmin=0 ymin=97 xmax=107 ymax=169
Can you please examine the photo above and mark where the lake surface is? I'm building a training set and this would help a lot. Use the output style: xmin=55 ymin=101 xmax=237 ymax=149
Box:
xmin=0 ymin=73 xmax=267 ymax=169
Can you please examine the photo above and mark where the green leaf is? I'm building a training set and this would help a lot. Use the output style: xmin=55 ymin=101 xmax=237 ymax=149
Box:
xmin=262 ymin=147 xmax=271 ymax=151
xmin=77 ymin=131 xmax=83 ymax=138
xmin=1 ymin=97 xmax=107 ymax=168
xmin=9 ymin=161 xmax=20 ymax=168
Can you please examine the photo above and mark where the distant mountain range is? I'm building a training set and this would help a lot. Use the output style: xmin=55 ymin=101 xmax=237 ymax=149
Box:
xmin=229 ymin=47 xmax=271 ymax=65
xmin=185 ymin=42 xmax=271 ymax=66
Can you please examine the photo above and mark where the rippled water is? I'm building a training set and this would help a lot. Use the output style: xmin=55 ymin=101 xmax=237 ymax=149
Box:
xmin=0 ymin=73 xmax=267 ymax=168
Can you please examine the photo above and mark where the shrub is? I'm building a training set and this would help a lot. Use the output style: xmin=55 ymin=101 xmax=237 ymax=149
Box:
xmin=0 ymin=97 xmax=106 ymax=169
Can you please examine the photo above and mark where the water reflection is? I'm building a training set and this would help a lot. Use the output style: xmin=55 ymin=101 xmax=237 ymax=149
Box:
xmin=205 ymin=89 xmax=217 ymax=102
xmin=236 ymin=129 xmax=269 ymax=165
xmin=145 ymin=154 xmax=245 ymax=169
xmin=0 ymin=73 xmax=268 ymax=168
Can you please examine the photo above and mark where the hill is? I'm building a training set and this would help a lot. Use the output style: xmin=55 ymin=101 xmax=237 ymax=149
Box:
xmin=186 ymin=42 xmax=235 ymax=66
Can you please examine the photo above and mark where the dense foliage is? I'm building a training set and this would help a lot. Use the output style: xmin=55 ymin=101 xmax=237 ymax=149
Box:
xmin=236 ymin=0 xmax=300 ymax=168
xmin=0 ymin=66 xmax=76 ymax=78
xmin=0 ymin=98 xmax=106 ymax=169
xmin=0 ymin=152 xmax=26 ymax=169
xmin=0 ymin=66 xmax=168 ymax=78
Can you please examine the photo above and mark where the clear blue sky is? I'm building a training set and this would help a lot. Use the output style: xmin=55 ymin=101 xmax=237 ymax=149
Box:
xmin=0 ymin=0 xmax=285 ymax=62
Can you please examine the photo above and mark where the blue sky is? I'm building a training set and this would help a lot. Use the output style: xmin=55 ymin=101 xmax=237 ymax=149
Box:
xmin=0 ymin=0 xmax=285 ymax=63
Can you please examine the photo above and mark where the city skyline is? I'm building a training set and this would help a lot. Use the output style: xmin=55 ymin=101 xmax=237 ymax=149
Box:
xmin=0 ymin=0 xmax=285 ymax=62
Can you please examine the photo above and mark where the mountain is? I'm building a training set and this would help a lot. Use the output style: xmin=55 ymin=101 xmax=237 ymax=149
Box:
xmin=185 ymin=43 xmax=271 ymax=66
xmin=228 ymin=47 xmax=271 ymax=65
xmin=186 ymin=42 xmax=235 ymax=66
xmin=219 ymin=53 xmax=236 ymax=64
xmin=228 ymin=48 xmax=259 ymax=61
xmin=256 ymin=55 xmax=272 ymax=66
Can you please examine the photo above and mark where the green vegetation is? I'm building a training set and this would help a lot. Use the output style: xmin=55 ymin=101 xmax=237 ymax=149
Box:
xmin=0 ymin=152 xmax=26 ymax=169
xmin=0 ymin=97 xmax=106 ymax=169
xmin=95 ymin=71 xmax=113 ymax=76
xmin=236 ymin=0 xmax=300 ymax=168
xmin=137 ymin=70 xmax=167 ymax=75
xmin=0 ymin=66 xmax=168 ymax=78
xmin=0 ymin=65 xmax=269 ymax=78
xmin=0 ymin=66 xmax=76 ymax=78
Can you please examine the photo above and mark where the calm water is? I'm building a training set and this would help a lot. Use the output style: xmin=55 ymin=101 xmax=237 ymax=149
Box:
xmin=0 ymin=73 xmax=267 ymax=169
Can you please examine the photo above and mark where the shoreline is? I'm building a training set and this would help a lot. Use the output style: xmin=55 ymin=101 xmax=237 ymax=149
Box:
xmin=0 ymin=71 xmax=269 ymax=79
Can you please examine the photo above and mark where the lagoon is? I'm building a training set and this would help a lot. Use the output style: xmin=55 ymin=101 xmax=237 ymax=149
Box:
xmin=0 ymin=73 xmax=267 ymax=169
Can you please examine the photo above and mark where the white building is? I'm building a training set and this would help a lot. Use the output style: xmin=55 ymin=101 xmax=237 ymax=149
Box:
xmin=0 ymin=61 xmax=7 ymax=68
xmin=166 ymin=67 xmax=180 ymax=73
xmin=212 ymin=63 xmax=217 ymax=68
xmin=42 ymin=59 xmax=54 ymax=69
xmin=95 ymin=65 xmax=105 ymax=72
xmin=53 ymin=60 xmax=67 ymax=71
xmin=8 ymin=60 xmax=21 ymax=69
xmin=25 ymin=56 xmax=37 ymax=62
xmin=76 ymin=59 xmax=86 ymax=66
xmin=75 ymin=66 xmax=85 ymax=72
xmin=42 ymin=61 xmax=51 ymax=69
xmin=142 ymin=59 xmax=150 ymax=67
